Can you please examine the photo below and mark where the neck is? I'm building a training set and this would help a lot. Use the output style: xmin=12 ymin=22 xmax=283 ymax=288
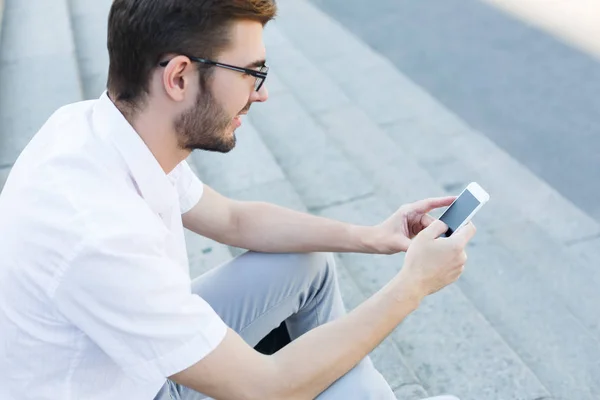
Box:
xmin=113 ymin=96 xmax=189 ymax=174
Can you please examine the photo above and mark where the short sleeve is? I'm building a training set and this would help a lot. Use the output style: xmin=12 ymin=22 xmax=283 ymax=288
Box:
xmin=53 ymin=228 xmax=227 ymax=381
xmin=169 ymin=160 xmax=204 ymax=214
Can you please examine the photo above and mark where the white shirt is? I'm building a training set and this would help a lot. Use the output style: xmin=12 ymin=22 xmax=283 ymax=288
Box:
xmin=0 ymin=93 xmax=228 ymax=400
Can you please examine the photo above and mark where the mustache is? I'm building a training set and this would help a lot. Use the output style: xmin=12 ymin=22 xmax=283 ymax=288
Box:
xmin=240 ymin=103 xmax=252 ymax=114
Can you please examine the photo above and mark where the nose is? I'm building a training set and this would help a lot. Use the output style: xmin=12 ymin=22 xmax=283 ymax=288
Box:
xmin=250 ymin=84 xmax=269 ymax=103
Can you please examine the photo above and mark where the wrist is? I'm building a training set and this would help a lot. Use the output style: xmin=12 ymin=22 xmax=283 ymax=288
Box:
xmin=388 ymin=270 xmax=426 ymax=306
xmin=350 ymin=225 xmax=383 ymax=254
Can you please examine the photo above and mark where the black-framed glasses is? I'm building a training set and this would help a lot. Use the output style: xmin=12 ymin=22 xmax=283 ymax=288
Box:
xmin=159 ymin=56 xmax=269 ymax=92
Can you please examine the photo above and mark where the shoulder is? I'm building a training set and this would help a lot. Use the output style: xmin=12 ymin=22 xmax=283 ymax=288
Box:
xmin=1 ymin=136 xmax=165 ymax=277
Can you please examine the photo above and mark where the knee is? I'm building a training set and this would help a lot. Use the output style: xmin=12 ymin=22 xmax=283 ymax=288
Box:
xmin=278 ymin=252 xmax=337 ymax=297
xmin=295 ymin=252 xmax=337 ymax=283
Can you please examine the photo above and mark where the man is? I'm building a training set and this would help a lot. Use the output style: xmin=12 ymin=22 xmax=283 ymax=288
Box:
xmin=0 ymin=0 xmax=475 ymax=399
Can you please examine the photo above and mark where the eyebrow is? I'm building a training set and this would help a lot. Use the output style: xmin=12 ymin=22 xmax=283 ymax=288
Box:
xmin=245 ymin=59 xmax=267 ymax=69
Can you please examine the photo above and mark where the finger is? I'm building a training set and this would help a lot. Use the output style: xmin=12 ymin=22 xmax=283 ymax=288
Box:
xmin=451 ymin=222 xmax=477 ymax=246
xmin=411 ymin=196 xmax=456 ymax=214
xmin=420 ymin=219 xmax=449 ymax=239
xmin=397 ymin=237 xmax=412 ymax=253
xmin=419 ymin=213 xmax=436 ymax=228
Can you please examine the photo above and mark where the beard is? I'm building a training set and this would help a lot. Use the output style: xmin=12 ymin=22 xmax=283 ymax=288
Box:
xmin=174 ymin=88 xmax=248 ymax=153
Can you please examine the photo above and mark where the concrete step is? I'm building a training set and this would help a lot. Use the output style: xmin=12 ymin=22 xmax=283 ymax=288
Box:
xmin=67 ymin=0 xmax=112 ymax=99
xmin=458 ymin=228 xmax=600 ymax=400
xmin=250 ymin=89 xmax=548 ymax=399
xmin=568 ymin=236 xmax=600 ymax=272
xmin=189 ymin=119 xmax=304 ymax=258
xmin=313 ymin=196 xmax=549 ymax=400
xmin=0 ymin=0 xmax=5 ymax=37
xmin=0 ymin=165 xmax=9 ymax=193
xmin=184 ymin=224 xmax=233 ymax=280
xmin=189 ymin=120 xmax=424 ymax=395
xmin=314 ymin=92 xmax=600 ymax=399
xmin=317 ymin=102 xmax=600 ymax=399
xmin=267 ymin=2 xmax=600 ymax=398
xmin=311 ymin=94 xmax=600 ymax=398
xmin=0 ymin=0 xmax=83 ymax=168
xmin=258 ymin=3 xmax=592 ymax=398
xmin=247 ymin=94 xmax=374 ymax=212
xmin=0 ymin=0 xmax=6 ymax=192
xmin=183 ymin=160 xmax=233 ymax=279
xmin=335 ymin=253 xmax=426 ymax=397
xmin=275 ymin=0 xmax=600 ymax=247
xmin=0 ymin=0 xmax=8 ymax=194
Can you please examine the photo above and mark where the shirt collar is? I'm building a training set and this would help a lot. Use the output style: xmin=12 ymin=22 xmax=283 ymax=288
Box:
xmin=92 ymin=92 xmax=176 ymax=215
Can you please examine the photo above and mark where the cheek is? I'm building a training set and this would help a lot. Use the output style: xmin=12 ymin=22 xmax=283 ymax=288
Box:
xmin=211 ymin=75 xmax=252 ymax=117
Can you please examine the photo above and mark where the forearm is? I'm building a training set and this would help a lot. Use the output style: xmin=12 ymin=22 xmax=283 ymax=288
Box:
xmin=229 ymin=201 xmax=380 ymax=253
xmin=169 ymin=276 xmax=420 ymax=400
xmin=267 ymin=275 xmax=421 ymax=399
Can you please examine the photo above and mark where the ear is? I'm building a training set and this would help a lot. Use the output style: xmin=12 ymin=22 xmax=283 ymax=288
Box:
xmin=160 ymin=55 xmax=196 ymax=102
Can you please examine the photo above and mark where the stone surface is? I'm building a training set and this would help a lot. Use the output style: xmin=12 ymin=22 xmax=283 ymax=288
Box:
xmin=0 ymin=0 xmax=4 ymax=38
xmin=183 ymin=158 xmax=234 ymax=278
xmin=317 ymin=104 xmax=445 ymax=205
xmin=227 ymin=179 xmax=306 ymax=212
xmin=274 ymin=0 xmax=384 ymax=63
xmin=393 ymin=384 xmax=429 ymax=400
xmin=371 ymin=339 xmax=423 ymax=393
xmin=310 ymin=0 xmax=600 ymax=224
xmin=567 ymin=236 xmax=600 ymax=271
xmin=1 ymin=0 xmax=75 ymax=61
xmin=249 ymin=92 xmax=374 ymax=210
xmin=335 ymin=255 xmax=424 ymax=392
xmin=458 ymin=231 xmax=600 ymax=400
xmin=451 ymin=130 xmax=600 ymax=243
xmin=287 ymin=0 xmax=600 ymax=243
xmin=0 ymin=0 xmax=82 ymax=166
xmin=186 ymin=228 xmax=233 ymax=279
xmin=312 ymin=65 xmax=598 ymax=396
xmin=191 ymin=122 xmax=285 ymax=196
xmin=67 ymin=0 xmax=112 ymax=99
xmin=272 ymin=18 xmax=600 ymax=400
xmin=261 ymin=69 xmax=288 ymax=97
xmin=317 ymin=196 xmax=549 ymax=400
xmin=0 ymin=55 xmax=83 ymax=165
xmin=392 ymin=286 xmax=550 ymax=400
xmin=264 ymin=25 xmax=351 ymax=115
xmin=0 ymin=165 xmax=10 ymax=193
xmin=488 ymin=221 xmax=600 ymax=339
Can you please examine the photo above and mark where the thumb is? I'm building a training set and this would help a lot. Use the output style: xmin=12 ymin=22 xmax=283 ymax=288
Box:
xmin=450 ymin=222 xmax=477 ymax=246
xmin=420 ymin=219 xmax=448 ymax=239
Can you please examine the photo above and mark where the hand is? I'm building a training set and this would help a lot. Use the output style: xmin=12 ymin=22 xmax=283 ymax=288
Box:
xmin=373 ymin=196 xmax=456 ymax=254
xmin=397 ymin=220 xmax=477 ymax=299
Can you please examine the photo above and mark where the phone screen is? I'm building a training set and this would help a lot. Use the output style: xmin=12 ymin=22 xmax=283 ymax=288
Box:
xmin=439 ymin=190 xmax=480 ymax=237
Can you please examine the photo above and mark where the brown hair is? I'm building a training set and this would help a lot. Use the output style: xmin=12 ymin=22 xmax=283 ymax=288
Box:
xmin=107 ymin=0 xmax=277 ymax=109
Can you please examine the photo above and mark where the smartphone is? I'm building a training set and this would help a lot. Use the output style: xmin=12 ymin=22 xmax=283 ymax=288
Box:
xmin=439 ymin=182 xmax=489 ymax=237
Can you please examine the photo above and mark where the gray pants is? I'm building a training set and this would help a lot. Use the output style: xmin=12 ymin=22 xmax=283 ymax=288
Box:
xmin=155 ymin=251 xmax=396 ymax=400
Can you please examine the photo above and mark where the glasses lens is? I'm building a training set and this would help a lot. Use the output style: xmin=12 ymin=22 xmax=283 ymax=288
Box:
xmin=255 ymin=65 xmax=269 ymax=91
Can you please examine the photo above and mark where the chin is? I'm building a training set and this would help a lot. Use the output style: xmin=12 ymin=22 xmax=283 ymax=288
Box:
xmin=214 ymin=134 xmax=237 ymax=153
xmin=186 ymin=137 xmax=235 ymax=153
